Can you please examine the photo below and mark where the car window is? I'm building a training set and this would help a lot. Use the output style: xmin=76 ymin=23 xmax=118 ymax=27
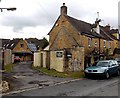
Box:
xmin=112 ymin=60 xmax=115 ymax=64
xmin=111 ymin=61 xmax=116 ymax=66
xmin=108 ymin=61 xmax=113 ymax=66
xmin=96 ymin=61 xmax=108 ymax=67
xmin=115 ymin=58 xmax=120 ymax=61
xmin=115 ymin=61 xmax=118 ymax=64
xmin=114 ymin=60 xmax=118 ymax=65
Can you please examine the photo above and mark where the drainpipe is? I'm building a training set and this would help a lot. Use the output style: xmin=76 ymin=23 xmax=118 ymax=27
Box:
xmin=2 ymin=48 xmax=4 ymax=70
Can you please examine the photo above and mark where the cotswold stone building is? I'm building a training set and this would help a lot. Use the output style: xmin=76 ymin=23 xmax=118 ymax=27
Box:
xmin=34 ymin=3 xmax=120 ymax=72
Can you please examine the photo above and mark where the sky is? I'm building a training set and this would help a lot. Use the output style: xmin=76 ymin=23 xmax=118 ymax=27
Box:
xmin=0 ymin=0 xmax=119 ymax=40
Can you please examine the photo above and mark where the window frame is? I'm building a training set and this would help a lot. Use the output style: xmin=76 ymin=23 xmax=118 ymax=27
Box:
xmin=88 ymin=37 xmax=92 ymax=48
xmin=20 ymin=43 xmax=24 ymax=48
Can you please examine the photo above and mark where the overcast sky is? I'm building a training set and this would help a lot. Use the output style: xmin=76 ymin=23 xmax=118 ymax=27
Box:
xmin=0 ymin=0 xmax=119 ymax=40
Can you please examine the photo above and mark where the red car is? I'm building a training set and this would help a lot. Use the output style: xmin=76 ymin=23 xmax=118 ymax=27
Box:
xmin=14 ymin=56 xmax=20 ymax=63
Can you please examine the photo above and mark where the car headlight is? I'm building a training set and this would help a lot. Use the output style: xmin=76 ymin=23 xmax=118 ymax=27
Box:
xmin=84 ymin=69 xmax=88 ymax=73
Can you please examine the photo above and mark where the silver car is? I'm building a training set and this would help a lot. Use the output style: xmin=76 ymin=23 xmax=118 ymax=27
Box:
xmin=84 ymin=60 xmax=120 ymax=79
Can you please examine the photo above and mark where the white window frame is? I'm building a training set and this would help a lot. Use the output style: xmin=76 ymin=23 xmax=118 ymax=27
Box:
xmin=88 ymin=37 xmax=92 ymax=47
xmin=103 ymin=40 xmax=106 ymax=48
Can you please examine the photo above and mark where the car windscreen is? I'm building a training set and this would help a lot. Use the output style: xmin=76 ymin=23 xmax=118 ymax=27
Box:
xmin=96 ymin=61 xmax=108 ymax=67
xmin=115 ymin=58 xmax=120 ymax=61
xmin=15 ymin=56 xmax=19 ymax=58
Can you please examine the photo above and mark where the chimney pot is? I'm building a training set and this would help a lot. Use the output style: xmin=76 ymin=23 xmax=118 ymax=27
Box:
xmin=60 ymin=3 xmax=67 ymax=15
xmin=63 ymin=3 xmax=65 ymax=6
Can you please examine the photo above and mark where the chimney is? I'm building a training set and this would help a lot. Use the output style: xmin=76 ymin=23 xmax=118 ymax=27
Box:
xmin=105 ymin=24 xmax=110 ymax=31
xmin=61 ymin=3 xmax=67 ymax=15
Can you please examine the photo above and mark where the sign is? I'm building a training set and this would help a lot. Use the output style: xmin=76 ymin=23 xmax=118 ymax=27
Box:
xmin=56 ymin=52 xmax=63 ymax=58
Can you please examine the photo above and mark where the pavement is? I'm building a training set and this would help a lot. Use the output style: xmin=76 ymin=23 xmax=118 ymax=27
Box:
xmin=2 ymin=61 xmax=83 ymax=95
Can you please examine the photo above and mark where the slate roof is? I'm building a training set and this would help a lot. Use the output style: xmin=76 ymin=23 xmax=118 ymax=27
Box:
xmin=110 ymin=29 xmax=119 ymax=34
xmin=25 ymin=38 xmax=48 ymax=50
xmin=67 ymin=15 xmax=119 ymax=41
xmin=5 ymin=38 xmax=22 ymax=50
xmin=0 ymin=38 xmax=22 ymax=50
xmin=27 ymin=43 xmax=37 ymax=52
xmin=100 ymin=26 xmax=119 ymax=40
xmin=65 ymin=15 xmax=105 ymax=38
xmin=0 ymin=39 xmax=10 ymax=48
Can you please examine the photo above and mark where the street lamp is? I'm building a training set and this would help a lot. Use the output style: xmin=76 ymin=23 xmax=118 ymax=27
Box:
xmin=0 ymin=7 xmax=16 ymax=12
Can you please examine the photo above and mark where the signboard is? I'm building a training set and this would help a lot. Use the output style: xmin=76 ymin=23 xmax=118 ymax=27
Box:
xmin=56 ymin=52 xmax=63 ymax=58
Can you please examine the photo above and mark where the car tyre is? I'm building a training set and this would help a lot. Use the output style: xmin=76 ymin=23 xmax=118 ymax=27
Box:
xmin=105 ymin=72 xmax=110 ymax=79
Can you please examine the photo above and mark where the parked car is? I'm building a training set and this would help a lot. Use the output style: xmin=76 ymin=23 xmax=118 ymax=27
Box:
xmin=115 ymin=57 xmax=120 ymax=66
xmin=84 ymin=60 xmax=120 ymax=79
xmin=14 ymin=56 xmax=20 ymax=63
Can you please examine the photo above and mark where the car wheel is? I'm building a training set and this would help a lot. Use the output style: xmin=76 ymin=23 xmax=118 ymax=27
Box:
xmin=105 ymin=72 xmax=110 ymax=79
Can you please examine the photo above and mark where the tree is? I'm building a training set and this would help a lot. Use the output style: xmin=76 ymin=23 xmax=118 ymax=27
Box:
xmin=42 ymin=37 xmax=49 ymax=49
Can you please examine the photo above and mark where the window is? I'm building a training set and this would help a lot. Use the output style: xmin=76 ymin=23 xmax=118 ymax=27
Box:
xmin=108 ymin=41 xmax=111 ymax=49
xmin=88 ymin=38 xmax=92 ymax=47
xmin=95 ymin=42 xmax=97 ymax=47
xmin=20 ymin=43 xmax=24 ymax=48
xmin=103 ymin=40 xmax=106 ymax=48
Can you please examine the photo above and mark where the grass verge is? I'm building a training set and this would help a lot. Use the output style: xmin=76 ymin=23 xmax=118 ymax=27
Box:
xmin=32 ymin=66 xmax=84 ymax=79
xmin=4 ymin=63 xmax=16 ymax=72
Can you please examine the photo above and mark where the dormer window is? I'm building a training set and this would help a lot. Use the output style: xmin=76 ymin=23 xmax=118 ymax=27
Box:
xmin=20 ymin=43 xmax=24 ymax=48
xmin=6 ymin=44 xmax=9 ymax=47
xmin=11 ymin=43 xmax=14 ymax=47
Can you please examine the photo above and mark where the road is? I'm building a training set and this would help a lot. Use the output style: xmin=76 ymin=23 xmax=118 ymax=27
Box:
xmin=4 ymin=76 xmax=119 ymax=96
xmin=2 ymin=62 xmax=74 ymax=92
xmin=2 ymin=61 xmax=120 ymax=97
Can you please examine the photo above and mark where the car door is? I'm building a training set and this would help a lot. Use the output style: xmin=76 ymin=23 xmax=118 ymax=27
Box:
xmin=109 ymin=60 xmax=118 ymax=75
xmin=108 ymin=61 xmax=115 ymax=75
xmin=113 ymin=60 xmax=119 ymax=74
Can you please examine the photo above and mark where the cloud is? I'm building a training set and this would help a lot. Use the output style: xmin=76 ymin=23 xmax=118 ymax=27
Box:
xmin=0 ymin=0 xmax=59 ymax=33
xmin=118 ymin=1 xmax=120 ymax=30
xmin=0 ymin=0 xmax=119 ymax=39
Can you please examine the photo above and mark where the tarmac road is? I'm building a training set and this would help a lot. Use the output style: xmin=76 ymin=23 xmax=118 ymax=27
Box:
xmin=2 ymin=61 xmax=120 ymax=97
xmin=4 ymin=74 xmax=119 ymax=96
xmin=2 ymin=61 xmax=74 ymax=92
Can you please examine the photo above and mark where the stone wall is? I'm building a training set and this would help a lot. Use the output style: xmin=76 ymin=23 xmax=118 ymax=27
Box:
xmin=34 ymin=47 xmax=84 ymax=72
xmin=34 ymin=51 xmax=49 ymax=68
xmin=34 ymin=52 xmax=41 ymax=67
xmin=0 ymin=49 xmax=12 ymax=67
xmin=50 ymin=50 xmax=64 ymax=72
xmin=65 ymin=47 xmax=84 ymax=71
xmin=4 ymin=49 xmax=12 ymax=65
xmin=40 ymin=51 xmax=47 ymax=68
